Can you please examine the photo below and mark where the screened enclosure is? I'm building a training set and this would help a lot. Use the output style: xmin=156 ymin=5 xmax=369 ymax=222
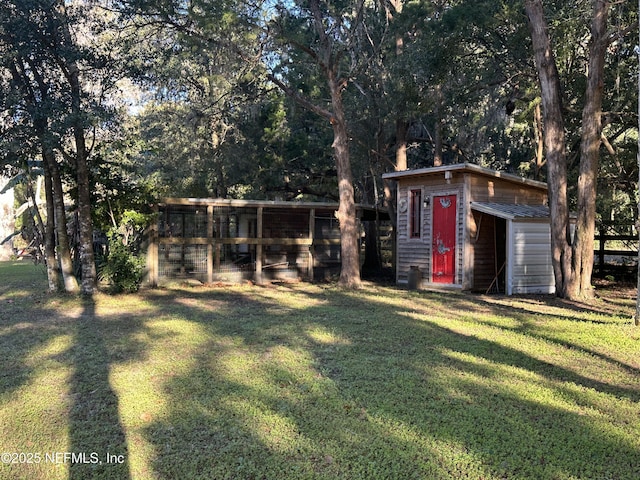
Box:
xmin=147 ymin=198 xmax=387 ymax=285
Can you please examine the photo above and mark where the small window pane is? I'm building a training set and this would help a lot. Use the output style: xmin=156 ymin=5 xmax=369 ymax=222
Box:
xmin=410 ymin=190 xmax=421 ymax=238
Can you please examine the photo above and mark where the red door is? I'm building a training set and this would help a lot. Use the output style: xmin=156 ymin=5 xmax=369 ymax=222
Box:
xmin=432 ymin=195 xmax=457 ymax=283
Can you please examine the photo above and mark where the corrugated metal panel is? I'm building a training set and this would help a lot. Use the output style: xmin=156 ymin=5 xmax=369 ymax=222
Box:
xmin=507 ymin=222 xmax=555 ymax=295
xmin=472 ymin=202 xmax=550 ymax=220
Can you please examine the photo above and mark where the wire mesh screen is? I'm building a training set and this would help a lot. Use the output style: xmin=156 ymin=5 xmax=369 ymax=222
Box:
xmin=152 ymin=201 xmax=375 ymax=284
xmin=217 ymin=244 xmax=255 ymax=271
xmin=263 ymin=244 xmax=309 ymax=269
xmin=314 ymin=212 xmax=340 ymax=240
xmin=158 ymin=206 xmax=207 ymax=238
xmin=158 ymin=244 xmax=208 ymax=278
xmin=263 ymin=208 xmax=309 ymax=238
xmin=214 ymin=207 xmax=257 ymax=238
xmin=313 ymin=212 xmax=341 ymax=265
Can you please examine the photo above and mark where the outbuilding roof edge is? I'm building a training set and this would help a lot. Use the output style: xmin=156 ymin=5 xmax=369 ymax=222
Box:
xmin=381 ymin=163 xmax=547 ymax=191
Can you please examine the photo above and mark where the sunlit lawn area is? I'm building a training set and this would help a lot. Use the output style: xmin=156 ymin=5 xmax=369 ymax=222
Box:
xmin=1 ymin=261 xmax=639 ymax=479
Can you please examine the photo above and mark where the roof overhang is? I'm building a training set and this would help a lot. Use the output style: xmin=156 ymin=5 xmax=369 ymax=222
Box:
xmin=382 ymin=163 xmax=547 ymax=192
xmin=157 ymin=198 xmax=389 ymax=221
xmin=471 ymin=202 xmax=550 ymax=221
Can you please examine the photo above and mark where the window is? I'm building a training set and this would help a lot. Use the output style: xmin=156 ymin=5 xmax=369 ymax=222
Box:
xmin=410 ymin=189 xmax=422 ymax=238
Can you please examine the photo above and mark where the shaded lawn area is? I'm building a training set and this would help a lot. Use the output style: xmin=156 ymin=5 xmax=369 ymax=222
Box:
xmin=1 ymin=261 xmax=639 ymax=479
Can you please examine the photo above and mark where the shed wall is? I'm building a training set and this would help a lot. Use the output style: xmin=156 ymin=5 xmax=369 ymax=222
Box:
xmin=507 ymin=221 xmax=555 ymax=295
xmin=466 ymin=174 xmax=548 ymax=204
xmin=396 ymin=176 xmax=464 ymax=286
xmin=465 ymin=174 xmax=547 ymax=292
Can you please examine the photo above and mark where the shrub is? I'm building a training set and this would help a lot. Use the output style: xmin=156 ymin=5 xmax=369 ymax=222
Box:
xmin=98 ymin=235 xmax=146 ymax=293
xmin=97 ymin=210 xmax=152 ymax=294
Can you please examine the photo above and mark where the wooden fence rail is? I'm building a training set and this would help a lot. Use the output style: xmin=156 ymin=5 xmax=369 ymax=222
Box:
xmin=594 ymin=223 xmax=638 ymax=276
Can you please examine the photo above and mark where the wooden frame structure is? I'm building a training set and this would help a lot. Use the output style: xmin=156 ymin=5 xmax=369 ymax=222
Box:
xmin=147 ymin=198 xmax=383 ymax=285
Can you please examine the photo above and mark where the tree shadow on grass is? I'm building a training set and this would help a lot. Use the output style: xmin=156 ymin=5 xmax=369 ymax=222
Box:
xmin=0 ymin=293 xmax=74 ymax=480
xmin=136 ymin=284 xmax=640 ymax=480
xmin=1 ymin=263 xmax=140 ymax=479
xmin=422 ymin=292 xmax=640 ymax=385
xmin=67 ymin=296 xmax=131 ymax=480
xmin=0 ymin=264 xmax=57 ymax=397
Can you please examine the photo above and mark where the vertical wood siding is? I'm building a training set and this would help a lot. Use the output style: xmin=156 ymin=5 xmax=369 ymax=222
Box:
xmin=397 ymin=178 xmax=463 ymax=285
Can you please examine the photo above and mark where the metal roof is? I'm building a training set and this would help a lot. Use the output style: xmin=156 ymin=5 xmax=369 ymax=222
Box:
xmin=471 ymin=202 xmax=551 ymax=220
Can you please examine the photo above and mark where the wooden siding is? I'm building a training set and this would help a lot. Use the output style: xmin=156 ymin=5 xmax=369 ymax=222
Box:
xmin=466 ymin=174 xmax=547 ymax=205
xmin=507 ymin=221 xmax=555 ymax=295
xmin=392 ymin=166 xmax=549 ymax=292
xmin=396 ymin=178 xmax=464 ymax=285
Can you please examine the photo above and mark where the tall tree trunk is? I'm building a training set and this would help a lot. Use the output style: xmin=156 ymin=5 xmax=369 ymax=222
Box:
xmin=24 ymin=170 xmax=46 ymax=265
xmin=395 ymin=118 xmax=409 ymax=171
xmin=28 ymin=63 xmax=78 ymax=292
xmin=309 ymin=0 xmax=361 ymax=288
xmin=533 ymin=103 xmax=545 ymax=180
xmin=73 ymin=126 xmax=97 ymax=295
xmin=524 ymin=0 xmax=572 ymax=297
xmin=328 ymin=76 xmax=361 ymax=288
xmin=525 ymin=0 xmax=610 ymax=300
xmin=569 ymin=0 xmax=609 ymax=299
xmin=57 ymin=2 xmax=96 ymax=294
xmin=42 ymin=146 xmax=79 ymax=293
xmin=42 ymin=151 xmax=60 ymax=292
xmin=267 ymin=0 xmax=364 ymax=287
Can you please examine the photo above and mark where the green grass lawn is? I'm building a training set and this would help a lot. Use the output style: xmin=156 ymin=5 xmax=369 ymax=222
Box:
xmin=1 ymin=261 xmax=639 ymax=480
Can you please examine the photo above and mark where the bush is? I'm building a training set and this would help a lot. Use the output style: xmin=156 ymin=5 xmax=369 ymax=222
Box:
xmin=98 ymin=234 xmax=146 ymax=294
xmin=97 ymin=209 xmax=153 ymax=294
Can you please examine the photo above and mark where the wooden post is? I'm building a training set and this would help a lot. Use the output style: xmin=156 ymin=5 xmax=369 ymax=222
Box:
xmin=207 ymin=205 xmax=214 ymax=284
xmin=308 ymin=208 xmax=315 ymax=280
xmin=256 ymin=206 xmax=263 ymax=284
xmin=147 ymin=204 xmax=159 ymax=286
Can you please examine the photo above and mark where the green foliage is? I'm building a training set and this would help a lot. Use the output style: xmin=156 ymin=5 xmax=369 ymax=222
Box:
xmin=97 ymin=209 xmax=151 ymax=293
xmin=98 ymin=234 xmax=146 ymax=293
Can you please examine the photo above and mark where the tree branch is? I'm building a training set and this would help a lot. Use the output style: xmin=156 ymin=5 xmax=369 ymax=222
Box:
xmin=266 ymin=73 xmax=334 ymax=122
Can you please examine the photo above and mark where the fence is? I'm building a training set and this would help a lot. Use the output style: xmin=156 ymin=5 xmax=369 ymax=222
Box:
xmin=594 ymin=222 xmax=638 ymax=277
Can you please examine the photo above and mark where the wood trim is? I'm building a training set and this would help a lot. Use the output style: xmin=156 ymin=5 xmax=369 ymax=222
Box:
xmin=158 ymin=237 xmax=315 ymax=246
xmin=256 ymin=207 xmax=263 ymax=283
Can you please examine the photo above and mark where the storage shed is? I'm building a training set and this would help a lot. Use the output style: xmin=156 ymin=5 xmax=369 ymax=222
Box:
xmin=382 ymin=163 xmax=557 ymax=295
